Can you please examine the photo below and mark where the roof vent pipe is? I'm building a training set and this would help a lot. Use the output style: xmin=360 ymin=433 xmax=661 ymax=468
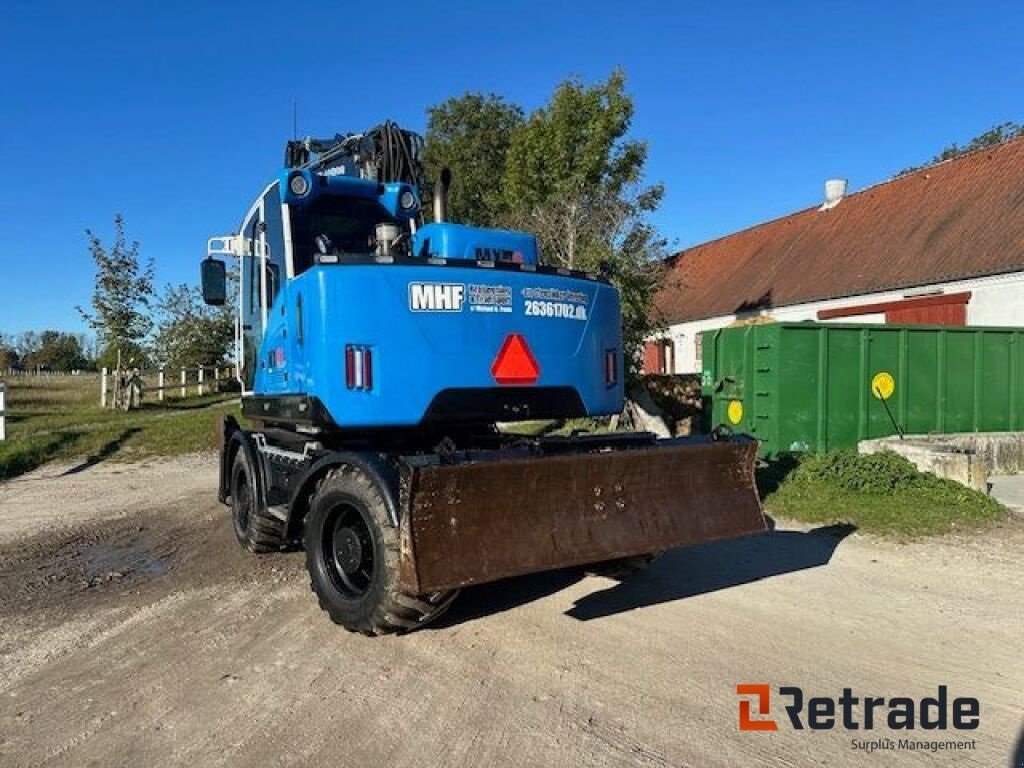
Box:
xmin=821 ymin=178 xmax=848 ymax=210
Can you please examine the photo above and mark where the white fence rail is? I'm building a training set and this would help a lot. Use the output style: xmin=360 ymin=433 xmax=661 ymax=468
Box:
xmin=1 ymin=369 xmax=91 ymax=377
xmin=100 ymin=366 xmax=237 ymax=409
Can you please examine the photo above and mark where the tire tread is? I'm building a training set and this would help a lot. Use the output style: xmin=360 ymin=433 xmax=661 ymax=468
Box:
xmin=231 ymin=450 xmax=286 ymax=554
xmin=304 ymin=464 xmax=458 ymax=635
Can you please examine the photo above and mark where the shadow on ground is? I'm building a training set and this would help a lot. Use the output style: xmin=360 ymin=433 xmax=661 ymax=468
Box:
xmin=756 ymin=454 xmax=801 ymax=497
xmin=566 ymin=522 xmax=855 ymax=621
xmin=435 ymin=568 xmax=582 ymax=628
xmin=436 ymin=521 xmax=855 ymax=628
xmin=61 ymin=428 xmax=142 ymax=476
xmin=142 ymin=399 xmax=224 ymax=412
xmin=0 ymin=431 xmax=80 ymax=481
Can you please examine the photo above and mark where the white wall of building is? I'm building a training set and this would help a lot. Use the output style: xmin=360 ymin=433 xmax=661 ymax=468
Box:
xmin=657 ymin=270 xmax=1024 ymax=374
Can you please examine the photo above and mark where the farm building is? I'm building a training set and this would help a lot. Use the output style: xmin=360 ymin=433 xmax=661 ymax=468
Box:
xmin=646 ymin=136 xmax=1024 ymax=374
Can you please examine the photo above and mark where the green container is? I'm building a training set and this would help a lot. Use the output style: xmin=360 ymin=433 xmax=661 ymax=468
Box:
xmin=701 ymin=322 xmax=1024 ymax=456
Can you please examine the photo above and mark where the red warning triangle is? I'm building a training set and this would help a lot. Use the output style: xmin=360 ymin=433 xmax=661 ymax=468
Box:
xmin=491 ymin=333 xmax=540 ymax=385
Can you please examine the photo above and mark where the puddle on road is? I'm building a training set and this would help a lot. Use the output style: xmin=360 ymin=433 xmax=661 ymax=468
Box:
xmin=1 ymin=516 xmax=189 ymax=619
xmin=80 ymin=541 xmax=171 ymax=581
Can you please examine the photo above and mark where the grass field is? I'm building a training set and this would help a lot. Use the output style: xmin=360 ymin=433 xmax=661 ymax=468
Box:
xmin=0 ymin=374 xmax=239 ymax=480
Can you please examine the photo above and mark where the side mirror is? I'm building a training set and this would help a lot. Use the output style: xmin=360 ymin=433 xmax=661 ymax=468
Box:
xmin=201 ymin=258 xmax=227 ymax=306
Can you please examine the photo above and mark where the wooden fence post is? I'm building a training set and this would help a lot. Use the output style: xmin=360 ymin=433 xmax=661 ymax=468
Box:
xmin=198 ymin=366 xmax=205 ymax=396
xmin=100 ymin=367 xmax=108 ymax=408
xmin=158 ymin=367 xmax=165 ymax=402
xmin=180 ymin=368 xmax=186 ymax=398
xmin=0 ymin=382 xmax=6 ymax=442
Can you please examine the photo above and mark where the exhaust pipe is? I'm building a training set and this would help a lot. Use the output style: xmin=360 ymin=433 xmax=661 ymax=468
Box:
xmin=433 ymin=167 xmax=452 ymax=223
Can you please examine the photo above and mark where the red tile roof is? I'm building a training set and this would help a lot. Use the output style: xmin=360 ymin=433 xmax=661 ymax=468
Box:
xmin=654 ymin=136 xmax=1024 ymax=325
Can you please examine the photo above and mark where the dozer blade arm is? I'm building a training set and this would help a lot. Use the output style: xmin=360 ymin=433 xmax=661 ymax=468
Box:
xmin=398 ymin=437 xmax=765 ymax=594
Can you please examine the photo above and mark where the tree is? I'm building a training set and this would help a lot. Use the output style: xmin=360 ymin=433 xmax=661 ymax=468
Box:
xmin=0 ymin=333 xmax=18 ymax=371
xmin=77 ymin=215 xmax=155 ymax=368
xmin=14 ymin=331 xmax=40 ymax=360
xmin=22 ymin=331 xmax=90 ymax=371
xmin=151 ymin=283 xmax=234 ymax=368
xmin=501 ymin=71 xmax=668 ymax=375
xmin=423 ymin=93 xmax=524 ymax=226
xmin=422 ymin=73 xmax=667 ymax=378
xmin=79 ymin=334 xmax=101 ymax=364
xmin=96 ymin=339 xmax=149 ymax=371
xmin=897 ymin=121 xmax=1024 ymax=176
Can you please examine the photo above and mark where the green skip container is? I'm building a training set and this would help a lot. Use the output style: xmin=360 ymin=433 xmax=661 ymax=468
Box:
xmin=701 ymin=322 xmax=1024 ymax=456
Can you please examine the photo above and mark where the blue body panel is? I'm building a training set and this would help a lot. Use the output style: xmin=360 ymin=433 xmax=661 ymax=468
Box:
xmin=412 ymin=223 xmax=539 ymax=264
xmin=253 ymin=264 xmax=623 ymax=427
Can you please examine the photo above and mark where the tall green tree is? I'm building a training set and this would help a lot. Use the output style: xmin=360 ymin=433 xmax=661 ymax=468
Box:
xmin=77 ymin=215 xmax=155 ymax=368
xmin=502 ymin=71 xmax=668 ymax=375
xmin=151 ymin=283 xmax=234 ymax=368
xmin=423 ymin=93 xmax=524 ymax=225
xmin=423 ymin=72 xmax=668 ymax=378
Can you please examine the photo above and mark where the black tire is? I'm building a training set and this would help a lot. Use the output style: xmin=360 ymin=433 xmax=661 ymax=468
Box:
xmin=229 ymin=448 xmax=285 ymax=553
xmin=585 ymin=553 xmax=660 ymax=581
xmin=304 ymin=464 xmax=458 ymax=635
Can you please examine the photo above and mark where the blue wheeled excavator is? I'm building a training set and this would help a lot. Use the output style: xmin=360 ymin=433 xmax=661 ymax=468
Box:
xmin=200 ymin=122 xmax=765 ymax=635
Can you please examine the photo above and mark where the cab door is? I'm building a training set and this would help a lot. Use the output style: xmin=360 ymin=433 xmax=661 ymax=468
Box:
xmin=238 ymin=182 xmax=287 ymax=393
xmin=238 ymin=206 xmax=263 ymax=393
xmin=257 ymin=184 xmax=292 ymax=394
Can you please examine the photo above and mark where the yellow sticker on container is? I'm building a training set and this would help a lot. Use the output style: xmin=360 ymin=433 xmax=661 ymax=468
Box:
xmin=727 ymin=399 xmax=744 ymax=424
xmin=871 ymin=372 xmax=895 ymax=400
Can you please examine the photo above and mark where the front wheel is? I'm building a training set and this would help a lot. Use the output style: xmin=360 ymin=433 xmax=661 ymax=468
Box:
xmin=304 ymin=464 xmax=457 ymax=635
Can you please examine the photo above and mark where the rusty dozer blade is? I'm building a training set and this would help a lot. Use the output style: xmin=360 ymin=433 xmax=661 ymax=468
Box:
xmin=398 ymin=436 xmax=766 ymax=594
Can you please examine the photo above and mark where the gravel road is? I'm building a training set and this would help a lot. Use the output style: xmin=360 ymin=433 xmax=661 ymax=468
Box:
xmin=1 ymin=455 xmax=1021 ymax=767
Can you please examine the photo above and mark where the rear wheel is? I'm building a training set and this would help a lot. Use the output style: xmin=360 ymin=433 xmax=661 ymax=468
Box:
xmin=230 ymin=449 xmax=285 ymax=553
xmin=304 ymin=464 xmax=458 ymax=635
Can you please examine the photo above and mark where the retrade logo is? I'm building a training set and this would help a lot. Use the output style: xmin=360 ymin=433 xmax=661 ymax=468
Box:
xmin=735 ymin=684 xmax=979 ymax=732
xmin=736 ymin=684 xmax=779 ymax=731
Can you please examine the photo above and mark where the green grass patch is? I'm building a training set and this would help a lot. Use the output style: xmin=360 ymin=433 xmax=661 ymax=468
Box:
xmin=0 ymin=432 xmax=79 ymax=480
xmin=0 ymin=375 xmax=238 ymax=480
xmin=761 ymin=450 xmax=1006 ymax=536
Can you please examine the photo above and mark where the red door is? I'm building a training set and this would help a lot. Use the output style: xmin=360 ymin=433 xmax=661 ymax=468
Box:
xmin=642 ymin=340 xmax=675 ymax=374
xmin=642 ymin=341 xmax=664 ymax=375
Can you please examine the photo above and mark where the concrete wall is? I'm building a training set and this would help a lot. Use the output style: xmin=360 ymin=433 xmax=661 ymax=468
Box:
xmin=859 ymin=432 xmax=1024 ymax=492
xmin=656 ymin=270 xmax=1024 ymax=374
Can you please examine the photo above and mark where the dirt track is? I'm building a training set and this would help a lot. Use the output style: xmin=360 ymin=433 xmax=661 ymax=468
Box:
xmin=0 ymin=456 xmax=1022 ymax=767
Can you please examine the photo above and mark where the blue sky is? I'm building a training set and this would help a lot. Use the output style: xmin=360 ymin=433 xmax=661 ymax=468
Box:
xmin=1 ymin=1 xmax=1022 ymax=335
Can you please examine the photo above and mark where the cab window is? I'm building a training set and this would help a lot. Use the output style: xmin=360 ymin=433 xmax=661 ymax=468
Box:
xmin=291 ymin=195 xmax=399 ymax=274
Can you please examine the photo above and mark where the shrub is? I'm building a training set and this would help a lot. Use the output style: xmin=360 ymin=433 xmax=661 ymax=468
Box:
xmin=792 ymin=451 xmax=925 ymax=494
xmin=761 ymin=450 xmax=1005 ymax=535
